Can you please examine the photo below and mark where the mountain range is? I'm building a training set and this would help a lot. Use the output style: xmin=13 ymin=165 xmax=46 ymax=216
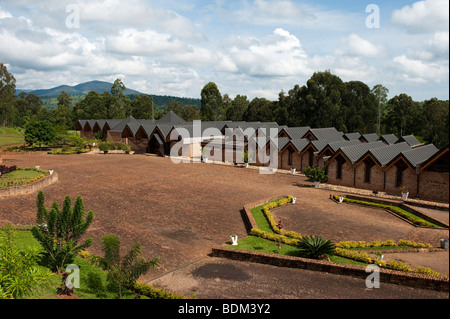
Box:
xmin=17 ymin=80 xmax=201 ymax=108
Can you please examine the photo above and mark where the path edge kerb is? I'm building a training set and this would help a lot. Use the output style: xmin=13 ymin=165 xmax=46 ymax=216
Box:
xmin=214 ymin=196 xmax=449 ymax=292
xmin=0 ymin=172 xmax=58 ymax=198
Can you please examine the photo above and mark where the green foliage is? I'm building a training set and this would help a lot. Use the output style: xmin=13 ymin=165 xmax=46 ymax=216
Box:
xmin=130 ymin=282 xmax=184 ymax=299
xmin=97 ymin=234 xmax=160 ymax=299
xmin=0 ymin=224 xmax=53 ymax=299
xmin=24 ymin=121 xmax=55 ymax=147
xmin=31 ymin=191 xmax=94 ymax=273
xmin=297 ymin=235 xmax=336 ymax=259
xmin=304 ymin=165 xmax=328 ymax=183
xmin=98 ymin=142 xmax=131 ymax=152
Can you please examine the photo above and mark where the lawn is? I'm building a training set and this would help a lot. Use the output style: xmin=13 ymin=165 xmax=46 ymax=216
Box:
xmin=7 ymin=230 xmax=150 ymax=299
xmin=0 ymin=167 xmax=47 ymax=188
xmin=0 ymin=127 xmax=24 ymax=148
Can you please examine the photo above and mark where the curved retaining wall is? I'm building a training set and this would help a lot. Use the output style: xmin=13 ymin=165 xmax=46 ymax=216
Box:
xmin=0 ymin=172 xmax=58 ymax=198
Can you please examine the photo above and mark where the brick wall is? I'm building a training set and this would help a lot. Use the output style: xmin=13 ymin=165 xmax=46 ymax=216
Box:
xmin=385 ymin=167 xmax=418 ymax=197
xmin=419 ymin=171 xmax=450 ymax=203
xmin=354 ymin=163 xmax=385 ymax=192
xmin=279 ymin=149 xmax=301 ymax=170
xmin=327 ymin=159 xmax=354 ymax=187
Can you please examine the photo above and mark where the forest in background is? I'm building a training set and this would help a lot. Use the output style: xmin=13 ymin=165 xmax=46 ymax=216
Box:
xmin=1 ymin=63 xmax=448 ymax=148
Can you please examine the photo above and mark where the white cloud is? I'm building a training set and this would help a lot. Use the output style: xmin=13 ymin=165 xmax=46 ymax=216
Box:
xmin=227 ymin=28 xmax=311 ymax=77
xmin=0 ymin=6 xmax=12 ymax=19
xmin=392 ymin=54 xmax=448 ymax=84
xmin=392 ymin=0 xmax=449 ymax=33
xmin=344 ymin=34 xmax=386 ymax=59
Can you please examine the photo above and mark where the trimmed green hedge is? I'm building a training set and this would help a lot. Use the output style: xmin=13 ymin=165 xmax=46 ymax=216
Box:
xmin=332 ymin=195 xmax=444 ymax=228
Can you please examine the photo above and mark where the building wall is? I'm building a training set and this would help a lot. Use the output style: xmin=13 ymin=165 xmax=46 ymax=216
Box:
xmin=327 ymin=159 xmax=354 ymax=187
xmin=127 ymin=137 xmax=150 ymax=153
xmin=384 ymin=167 xmax=418 ymax=197
xmin=419 ymin=171 xmax=449 ymax=203
xmin=354 ymin=163 xmax=384 ymax=192
xmin=300 ymin=149 xmax=316 ymax=171
xmin=107 ymin=131 xmax=123 ymax=142
xmin=279 ymin=148 xmax=301 ymax=170
xmin=80 ymin=129 xmax=95 ymax=140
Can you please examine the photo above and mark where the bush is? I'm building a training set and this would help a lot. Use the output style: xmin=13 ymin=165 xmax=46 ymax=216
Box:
xmin=304 ymin=166 xmax=327 ymax=183
xmin=297 ymin=235 xmax=336 ymax=259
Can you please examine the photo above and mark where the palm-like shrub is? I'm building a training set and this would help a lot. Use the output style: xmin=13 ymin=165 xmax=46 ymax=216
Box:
xmin=297 ymin=235 xmax=335 ymax=259
xmin=31 ymin=191 xmax=94 ymax=273
xmin=98 ymin=234 xmax=160 ymax=299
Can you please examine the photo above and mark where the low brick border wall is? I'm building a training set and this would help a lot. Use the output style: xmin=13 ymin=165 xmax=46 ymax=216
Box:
xmin=211 ymin=246 xmax=449 ymax=292
xmin=0 ymin=172 xmax=58 ymax=198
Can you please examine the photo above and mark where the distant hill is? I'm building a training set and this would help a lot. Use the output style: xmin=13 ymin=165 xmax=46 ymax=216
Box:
xmin=17 ymin=80 xmax=201 ymax=109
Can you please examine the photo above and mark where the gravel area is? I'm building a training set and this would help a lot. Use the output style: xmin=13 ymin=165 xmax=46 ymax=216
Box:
xmin=0 ymin=151 xmax=448 ymax=299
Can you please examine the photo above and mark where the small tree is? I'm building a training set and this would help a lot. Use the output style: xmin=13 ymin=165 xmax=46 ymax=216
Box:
xmin=304 ymin=165 xmax=327 ymax=183
xmin=98 ymin=234 xmax=160 ymax=299
xmin=31 ymin=191 xmax=94 ymax=273
xmin=24 ymin=121 xmax=55 ymax=148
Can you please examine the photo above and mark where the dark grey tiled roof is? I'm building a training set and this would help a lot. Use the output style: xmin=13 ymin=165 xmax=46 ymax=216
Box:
xmin=124 ymin=122 xmax=142 ymax=136
xmin=310 ymin=139 xmax=330 ymax=153
xmin=380 ymin=134 xmax=399 ymax=145
xmin=337 ymin=141 xmax=386 ymax=164
xmin=400 ymin=144 xmax=439 ymax=168
xmin=307 ymin=127 xmax=345 ymax=142
xmin=156 ymin=111 xmax=187 ymax=125
xmin=283 ymin=127 xmax=311 ymax=140
xmin=398 ymin=135 xmax=422 ymax=147
xmin=327 ymin=139 xmax=362 ymax=152
xmin=290 ymin=139 xmax=310 ymax=153
xmin=360 ymin=133 xmax=379 ymax=142
xmin=109 ymin=116 xmax=138 ymax=132
xmin=366 ymin=142 xmax=411 ymax=167
xmin=344 ymin=132 xmax=361 ymax=140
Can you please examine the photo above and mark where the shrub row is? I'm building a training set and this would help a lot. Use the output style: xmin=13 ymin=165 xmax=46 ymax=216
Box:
xmin=336 ymin=239 xmax=432 ymax=249
xmin=332 ymin=195 xmax=441 ymax=228
xmin=98 ymin=142 xmax=131 ymax=152
xmin=334 ymin=247 xmax=447 ymax=278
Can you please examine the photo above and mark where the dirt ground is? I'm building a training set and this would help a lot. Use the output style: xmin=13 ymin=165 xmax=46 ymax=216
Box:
xmin=0 ymin=152 xmax=448 ymax=300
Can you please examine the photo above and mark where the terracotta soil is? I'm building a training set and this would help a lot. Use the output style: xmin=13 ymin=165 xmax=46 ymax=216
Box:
xmin=0 ymin=152 xmax=448 ymax=299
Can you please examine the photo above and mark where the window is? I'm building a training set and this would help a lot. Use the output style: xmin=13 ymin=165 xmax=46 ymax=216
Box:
xmin=395 ymin=161 xmax=408 ymax=187
xmin=288 ymin=150 xmax=293 ymax=166
xmin=336 ymin=156 xmax=345 ymax=179
xmin=364 ymin=158 xmax=375 ymax=183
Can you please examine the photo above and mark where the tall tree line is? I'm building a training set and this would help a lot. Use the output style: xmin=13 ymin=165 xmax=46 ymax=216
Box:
xmin=200 ymin=71 xmax=449 ymax=148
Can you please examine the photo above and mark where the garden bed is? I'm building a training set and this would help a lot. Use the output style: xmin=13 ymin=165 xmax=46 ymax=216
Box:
xmin=219 ymin=196 xmax=449 ymax=290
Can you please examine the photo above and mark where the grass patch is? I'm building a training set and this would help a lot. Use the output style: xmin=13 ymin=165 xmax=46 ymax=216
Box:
xmin=333 ymin=195 xmax=445 ymax=229
xmin=0 ymin=127 xmax=24 ymax=148
xmin=8 ymin=230 xmax=163 ymax=299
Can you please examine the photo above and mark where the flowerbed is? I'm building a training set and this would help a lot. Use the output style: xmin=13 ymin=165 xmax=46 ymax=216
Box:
xmin=243 ymin=196 xmax=447 ymax=278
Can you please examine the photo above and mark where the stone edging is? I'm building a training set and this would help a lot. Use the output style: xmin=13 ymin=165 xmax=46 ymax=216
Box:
xmin=211 ymin=246 xmax=449 ymax=292
xmin=232 ymin=196 xmax=449 ymax=292
xmin=0 ymin=172 xmax=58 ymax=198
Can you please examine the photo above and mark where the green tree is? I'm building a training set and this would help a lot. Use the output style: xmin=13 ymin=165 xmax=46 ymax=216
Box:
xmin=225 ymin=94 xmax=249 ymax=121
xmin=0 ymin=63 xmax=17 ymax=127
xmin=109 ymin=79 xmax=131 ymax=118
xmin=385 ymin=94 xmax=421 ymax=137
xmin=371 ymin=84 xmax=389 ymax=135
xmin=201 ymin=82 xmax=223 ymax=121
xmin=98 ymin=234 xmax=160 ymax=299
xmin=53 ymin=91 xmax=73 ymax=129
xmin=24 ymin=121 xmax=56 ymax=147
xmin=421 ymin=98 xmax=449 ymax=148
xmin=31 ymin=191 xmax=94 ymax=273
xmin=131 ymin=94 xmax=154 ymax=119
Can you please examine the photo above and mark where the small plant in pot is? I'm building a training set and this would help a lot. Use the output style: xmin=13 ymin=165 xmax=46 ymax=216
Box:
xmin=98 ymin=142 xmax=111 ymax=154
xmin=400 ymin=185 xmax=409 ymax=201
xmin=242 ymin=150 xmax=253 ymax=168
xmin=304 ymin=166 xmax=327 ymax=188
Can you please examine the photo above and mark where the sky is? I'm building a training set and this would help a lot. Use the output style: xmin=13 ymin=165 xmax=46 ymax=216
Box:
xmin=0 ymin=0 xmax=448 ymax=102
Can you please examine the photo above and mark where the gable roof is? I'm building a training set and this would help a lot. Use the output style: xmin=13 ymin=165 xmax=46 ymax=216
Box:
xmin=379 ymin=134 xmax=399 ymax=145
xmin=397 ymin=135 xmax=422 ymax=147
xmin=304 ymin=127 xmax=345 ymax=142
xmin=156 ymin=111 xmax=187 ymax=125
xmin=282 ymin=126 xmax=311 ymax=140
xmin=360 ymin=133 xmax=379 ymax=143
xmin=419 ymin=145 xmax=449 ymax=173
xmin=333 ymin=141 xmax=386 ymax=165
xmin=360 ymin=142 xmax=411 ymax=168
xmin=343 ymin=132 xmax=361 ymax=141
